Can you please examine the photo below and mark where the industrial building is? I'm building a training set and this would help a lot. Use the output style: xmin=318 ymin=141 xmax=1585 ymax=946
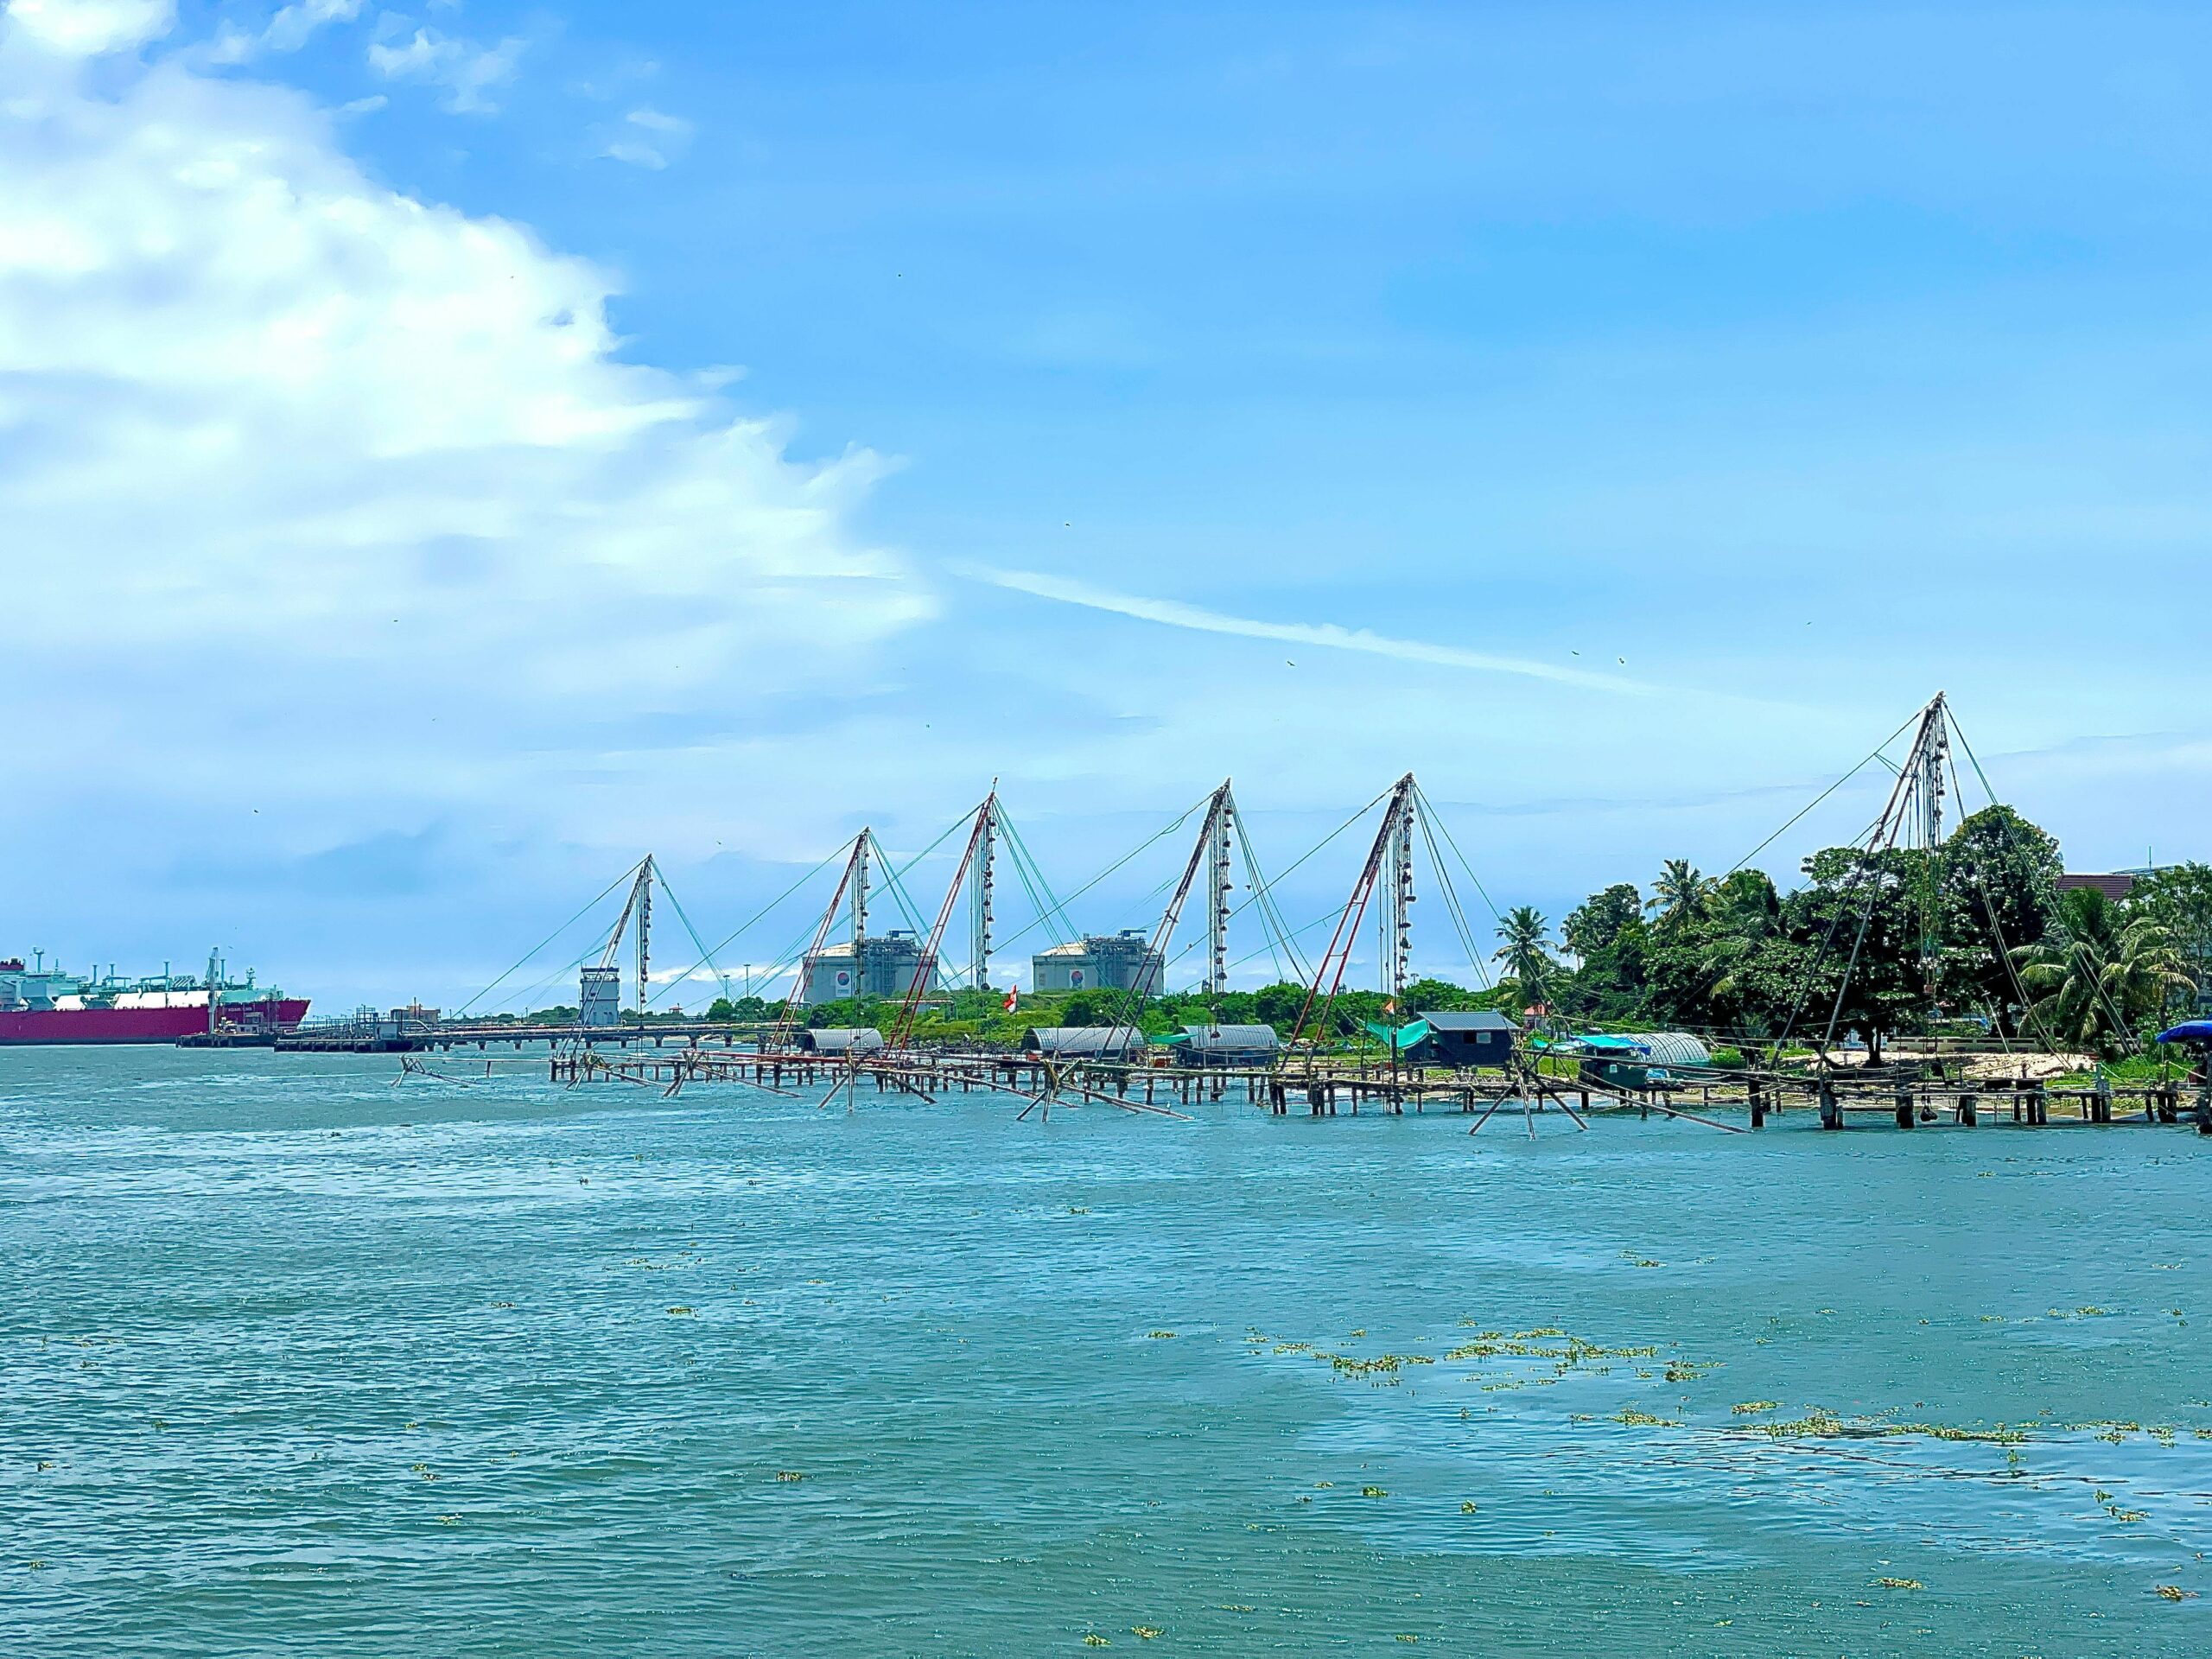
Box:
xmin=579 ymin=965 xmax=622 ymax=1028
xmin=1410 ymin=1009 xmax=1519 ymax=1068
xmin=801 ymin=931 xmax=938 ymax=1006
xmin=1031 ymin=931 xmax=1166 ymax=995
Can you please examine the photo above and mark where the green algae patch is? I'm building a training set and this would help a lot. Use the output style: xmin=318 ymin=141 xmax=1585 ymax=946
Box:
xmin=1731 ymin=1408 xmax=2024 ymax=1446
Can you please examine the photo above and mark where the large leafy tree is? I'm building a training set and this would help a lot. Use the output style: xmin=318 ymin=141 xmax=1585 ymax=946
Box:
xmin=1563 ymin=884 xmax=1643 ymax=959
xmin=1767 ymin=846 xmax=1931 ymax=1063
xmin=1937 ymin=804 xmax=2060 ymax=1028
xmin=2126 ymin=863 xmax=2212 ymax=1017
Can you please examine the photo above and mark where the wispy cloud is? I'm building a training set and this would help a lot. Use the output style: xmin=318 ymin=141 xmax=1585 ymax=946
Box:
xmin=958 ymin=566 xmax=1655 ymax=696
xmin=599 ymin=105 xmax=693 ymax=169
xmin=368 ymin=22 xmax=523 ymax=114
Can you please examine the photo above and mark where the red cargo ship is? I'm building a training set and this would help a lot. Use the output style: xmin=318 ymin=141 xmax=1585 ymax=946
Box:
xmin=0 ymin=951 xmax=309 ymax=1046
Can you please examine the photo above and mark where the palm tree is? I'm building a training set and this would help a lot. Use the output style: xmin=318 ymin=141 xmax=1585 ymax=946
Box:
xmin=1647 ymin=859 xmax=1711 ymax=929
xmin=2010 ymin=890 xmax=2192 ymax=1057
xmin=1493 ymin=906 xmax=1553 ymax=1001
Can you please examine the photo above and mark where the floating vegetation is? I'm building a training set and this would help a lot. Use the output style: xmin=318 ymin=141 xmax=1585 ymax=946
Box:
xmin=1732 ymin=1401 xmax=1780 ymax=1415
xmin=1146 ymin=1331 xmax=1176 ymax=1340
xmin=667 ymin=1306 xmax=694 ymax=1316
xmin=2156 ymin=1586 xmax=2197 ymax=1601
xmin=1663 ymin=1360 xmax=1715 ymax=1383
xmin=1327 ymin=1353 xmax=1433 ymax=1382
xmin=1067 ymin=1206 xmax=1090 ymax=1215
xmin=1359 ymin=1485 xmax=1388 ymax=1498
xmin=1445 ymin=1332 xmax=1656 ymax=1364
xmin=1084 ymin=1636 xmax=1110 ymax=1647
xmin=1874 ymin=1577 xmax=1923 ymax=1591
xmin=1131 ymin=1626 xmax=1162 ymax=1640
xmin=1732 ymin=1408 xmax=2024 ymax=1446
xmin=1217 ymin=1605 xmax=1255 ymax=1613
xmin=774 ymin=1471 xmax=805 ymax=1483
xmin=1614 ymin=1408 xmax=1679 ymax=1428
xmin=1620 ymin=1252 xmax=1663 ymax=1268
xmin=1460 ymin=1501 xmax=1478 ymax=1514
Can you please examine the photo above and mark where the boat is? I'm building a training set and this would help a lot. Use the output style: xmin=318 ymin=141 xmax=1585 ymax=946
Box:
xmin=0 ymin=950 xmax=309 ymax=1046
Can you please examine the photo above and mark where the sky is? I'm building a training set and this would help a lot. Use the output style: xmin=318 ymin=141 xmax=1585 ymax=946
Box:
xmin=4 ymin=0 xmax=2211 ymax=1012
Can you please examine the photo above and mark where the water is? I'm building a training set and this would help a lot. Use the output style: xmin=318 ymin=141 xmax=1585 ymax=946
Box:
xmin=4 ymin=1047 xmax=2209 ymax=1656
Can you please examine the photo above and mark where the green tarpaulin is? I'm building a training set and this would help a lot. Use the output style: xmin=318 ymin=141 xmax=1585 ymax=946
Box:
xmin=1361 ymin=1018 xmax=1431 ymax=1049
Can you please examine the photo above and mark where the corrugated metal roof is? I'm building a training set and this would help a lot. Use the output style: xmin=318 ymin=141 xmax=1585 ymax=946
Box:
xmin=1420 ymin=1010 xmax=1519 ymax=1033
xmin=1181 ymin=1023 xmax=1281 ymax=1051
xmin=1570 ymin=1031 xmax=1711 ymax=1066
xmin=1022 ymin=1026 xmax=1147 ymax=1056
xmin=798 ymin=1027 xmax=884 ymax=1052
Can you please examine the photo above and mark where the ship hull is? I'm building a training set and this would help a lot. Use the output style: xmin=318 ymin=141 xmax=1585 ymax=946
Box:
xmin=0 ymin=1000 xmax=311 ymax=1046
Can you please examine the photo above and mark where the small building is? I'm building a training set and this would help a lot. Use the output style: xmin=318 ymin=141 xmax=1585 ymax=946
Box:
xmin=1031 ymin=931 xmax=1165 ymax=995
xmin=1412 ymin=1009 xmax=1519 ymax=1068
xmin=2058 ymin=873 xmax=2137 ymax=903
xmin=801 ymin=931 xmax=939 ymax=1006
xmin=1177 ymin=1024 xmax=1281 ymax=1067
xmin=795 ymin=1027 xmax=884 ymax=1055
xmin=1021 ymin=1026 xmax=1147 ymax=1059
xmin=579 ymin=965 xmax=622 ymax=1027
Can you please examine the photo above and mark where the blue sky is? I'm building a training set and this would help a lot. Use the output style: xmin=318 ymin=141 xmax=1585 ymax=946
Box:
xmin=4 ymin=0 xmax=2210 ymax=1010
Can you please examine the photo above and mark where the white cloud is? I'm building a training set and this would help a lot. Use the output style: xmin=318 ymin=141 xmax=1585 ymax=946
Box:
xmin=0 ymin=21 xmax=931 ymax=860
xmin=204 ymin=0 xmax=357 ymax=66
xmin=960 ymin=566 xmax=1654 ymax=696
xmin=264 ymin=0 xmax=359 ymax=54
xmin=5 ymin=0 xmax=173 ymax=56
xmin=599 ymin=105 xmax=692 ymax=169
xmin=368 ymin=22 xmax=521 ymax=114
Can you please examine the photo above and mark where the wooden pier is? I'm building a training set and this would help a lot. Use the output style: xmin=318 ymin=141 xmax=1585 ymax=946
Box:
xmin=382 ymin=1033 xmax=2212 ymax=1138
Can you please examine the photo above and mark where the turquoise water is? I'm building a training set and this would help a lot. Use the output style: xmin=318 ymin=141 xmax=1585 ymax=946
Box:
xmin=5 ymin=1047 xmax=2211 ymax=1656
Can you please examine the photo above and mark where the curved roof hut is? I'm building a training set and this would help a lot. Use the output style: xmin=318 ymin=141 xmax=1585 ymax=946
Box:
xmin=1020 ymin=1026 xmax=1147 ymax=1059
xmin=1178 ymin=1024 xmax=1281 ymax=1067
xmin=795 ymin=1027 xmax=885 ymax=1054
xmin=1567 ymin=1031 xmax=1710 ymax=1086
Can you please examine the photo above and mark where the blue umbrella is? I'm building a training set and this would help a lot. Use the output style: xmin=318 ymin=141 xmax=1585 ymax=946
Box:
xmin=2155 ymin=1020 xmax=2212 ymax=1045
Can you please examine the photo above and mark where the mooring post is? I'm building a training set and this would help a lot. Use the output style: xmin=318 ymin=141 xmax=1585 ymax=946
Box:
xmin=1894 ymin=1088 xmax=1914 ymax=1130
xmin=1819 ymin=1082 xmax=1841 ymax=1131
xmin=1958 ymin=1090 xmax=1977 ymax=1126
xmin=1748 ymin=1078 xmax=1765 ymax=1130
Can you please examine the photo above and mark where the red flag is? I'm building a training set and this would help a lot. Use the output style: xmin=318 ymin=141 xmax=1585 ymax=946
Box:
xmin=1002 ymin=987 xmax=1019 ymax=1014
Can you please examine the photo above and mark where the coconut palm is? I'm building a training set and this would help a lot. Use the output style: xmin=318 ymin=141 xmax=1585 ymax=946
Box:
xmin=2009 ymin=889 xmax=2192 ymax=1056
xmin=1493 ymin=906 xmax=1554 ymax=997
xmin=1647 ymin=859 xmax=1712 ymax=929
